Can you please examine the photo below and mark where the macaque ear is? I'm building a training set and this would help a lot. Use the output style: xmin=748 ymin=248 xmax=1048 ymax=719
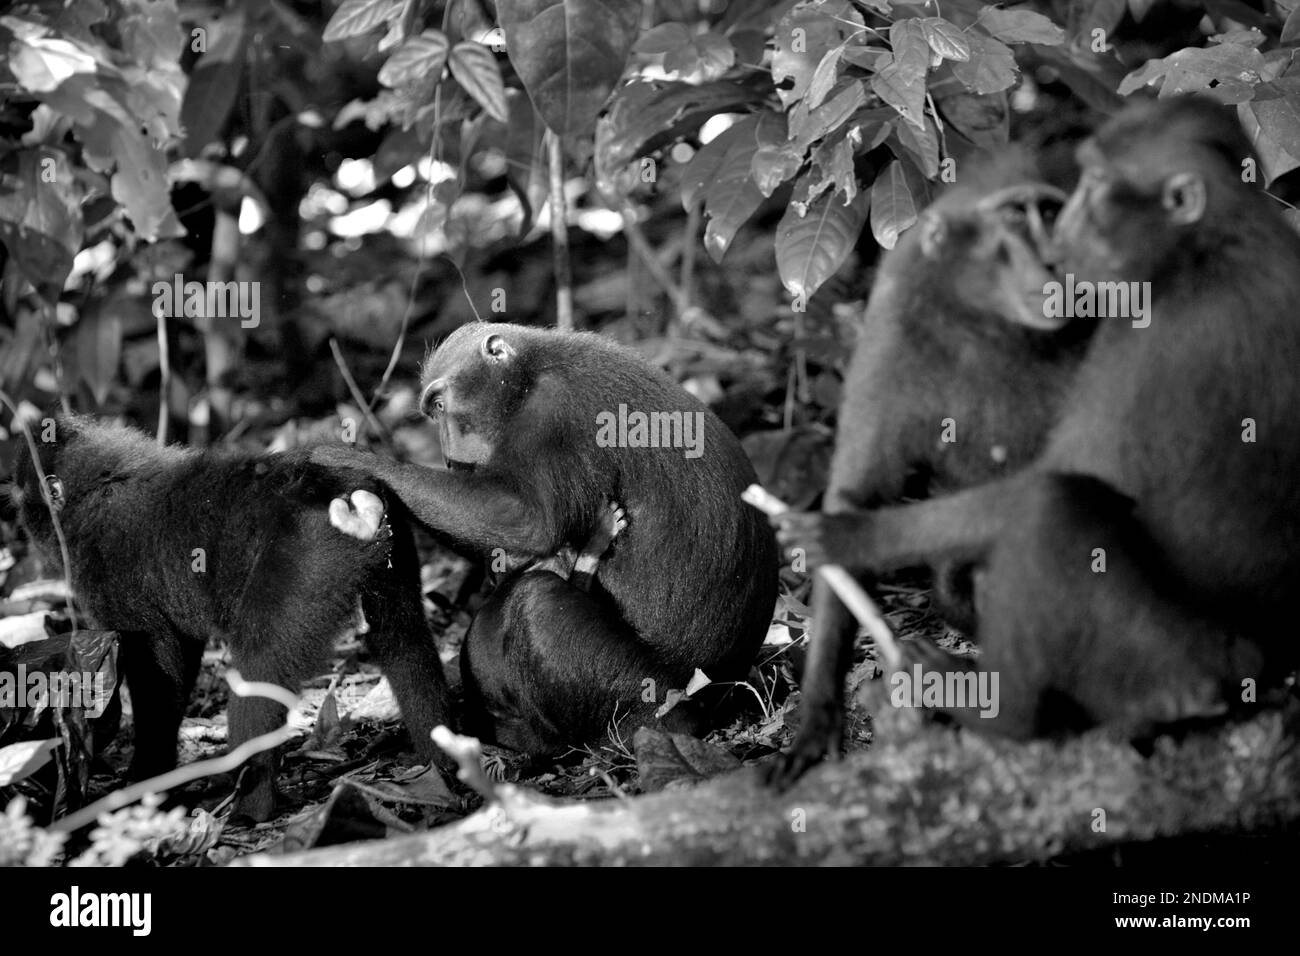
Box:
xmin=919 ymin=213 xmax=946 ymax=259
xmin=1162 ymin=171 xmax=1206 ymax=226
xmin=481 ymin=333 xmax=515 ymax=362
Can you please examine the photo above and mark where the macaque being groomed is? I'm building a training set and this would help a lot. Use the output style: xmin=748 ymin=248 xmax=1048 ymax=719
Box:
xmin=13 ymin=415 xmax=452 ymax=822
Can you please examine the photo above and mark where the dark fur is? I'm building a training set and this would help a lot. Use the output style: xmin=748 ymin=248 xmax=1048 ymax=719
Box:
xmin=313 ymin=323 xmax=778 ymax=756
xmin=771 ymin=96 xmax=1300 ymax=783
xmin=14 ymin=415 xmax=451 ymax=821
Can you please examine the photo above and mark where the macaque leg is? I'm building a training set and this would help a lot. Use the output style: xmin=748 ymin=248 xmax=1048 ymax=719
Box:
xmin=226 ymin=646 xmax=299 ymax=825
xmin=359 ymin=518 xmax=453 ymax=769
xmin=460 ymin=573 xmax=664 ymax=756
xmin=767 ymin=576 xmax=858 ymax=787
xmin=121 ymin=630 xmax=202 ymax=781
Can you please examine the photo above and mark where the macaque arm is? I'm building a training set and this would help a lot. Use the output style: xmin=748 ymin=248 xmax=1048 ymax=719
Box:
xmin=787 ymin=472 xmax=1039 ymax=573
xmin=354 ymin=456 xmax=560 ymax=555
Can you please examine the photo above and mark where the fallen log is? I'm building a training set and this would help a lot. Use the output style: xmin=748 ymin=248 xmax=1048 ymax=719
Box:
xmin=238 ymin=703 xmax=1300 ymax=866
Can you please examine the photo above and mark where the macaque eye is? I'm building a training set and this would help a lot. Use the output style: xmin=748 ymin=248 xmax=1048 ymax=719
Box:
xmin=481 ymin=334 xmax=514 ymax=362
xmin=419 ymin=377 xmax=447 ymax=417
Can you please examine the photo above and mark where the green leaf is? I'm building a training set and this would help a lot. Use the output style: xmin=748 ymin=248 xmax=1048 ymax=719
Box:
xmin=322 ymin=0 xmax=402 ymax=42
xmin=379 ymin=30 xmax=450 ymax=88
xmin=1284 ymin=7 xmax=1300 ymax=43
xmin=771 ymin=0 xmax=864 ymax=108
xmin=80 ymin=111 xmax=183 ymax=241
xmin=0 ymin=149 xmax=84 ymax=303
xmin=8 ymin=37 xmax=99 ymax=93
xmin=776 ymin=187 xmax=870 ymax=298
xmin=664 ymin=32 xmax=735 ymax=81
xmin=497 ymin=0 xmax=640 ymax=144
xmin=634 ymin=22 xmax=692 ymax=55
xmin=894 ymin=114 xmax=940 ymax=178
xmin=684 ymin=113 xmax=783 ymax=260
xmin=937 ymin=90 xmax=1009 ymax=149
xmin=808 ymin=131 xmax=860 ymax=205
xmin=1250 ymin=97 xmax=1300 ymax=165
xmin=920 ymin=18 xmax=970 ymax=62
xmin=1237 ymin=101 xmax=1300 ymax=184
xmin=448 ymin=41 xmax=508 ymax=123
xmin=680 ymin=116 xmax=756 ymax=209
xmin=1117 ymin=42 xmax=1264 ymax=102
xmin=872 ymin=51 xmax=927 ymax=130
xmin=789 ymin=80 xmax=867 ymax=150
xmin=76 ymin=306 xmax=123 ymax=406
xmin=595 ymin=79 xmax=767 ymax=182
xmin=180 ymin=11 xmax=246 ymax=156
xmin=977 ymin=6 xmax=1066 ymax=46
xmin=503 ymin=90 xmax=549 ymax=232
xmin=951 ymin=32 xmax=1018 ymax=95
xmin=869 ymin=158 xmax=916 ymax=250
xmin=0 ymin=739 xmax=59 ymax=787
xmin=751 ymin=144 xmax=804 ymax=197
xmin=805 ymin=46 xmax=845 ymax=109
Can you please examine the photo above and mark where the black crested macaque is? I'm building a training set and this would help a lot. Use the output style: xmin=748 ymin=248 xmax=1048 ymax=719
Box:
xmin=312 ymin=323 xmax=778 ymax=756
xmin=823 ymin=162 xmax=1094 ymax=626
xmin=768 ymin=95 xmax=1300 ymax=785
xmin=776 ymin=164 xmax=1093 ymax=784
xmin=13 ymin=415 xmax=452 ymax=822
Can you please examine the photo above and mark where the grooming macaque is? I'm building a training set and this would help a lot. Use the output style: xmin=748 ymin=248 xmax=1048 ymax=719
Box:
xmin=769 ymin=95 xmax=1300 ymax=784
xmin=13 ymin=416 xmax=452 ymax=822
xmin=312 ymin=323 xmax=778 ymax=756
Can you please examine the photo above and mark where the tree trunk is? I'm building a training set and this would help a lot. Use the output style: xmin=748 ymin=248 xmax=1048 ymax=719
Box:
xmin=237 ymin=705 xmax=1300 ymax=867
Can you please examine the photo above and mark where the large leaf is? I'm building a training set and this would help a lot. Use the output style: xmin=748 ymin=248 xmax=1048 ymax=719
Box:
xmin=322 ymin=0 xmax=402 ymax=42
xmin=951 ymin=32 xmax=1018 ymax=95
xmin=788 ymin=80 xmax=867 ymax=150
xmin=978 ymin=6 xmax=1066 ymax=46
xmin=79 ymin=110 xmax=183 ymax=241
xmin=595 ymin=78 xmax=767 ymax=191
xmin=448 ymin=41 xmax=508 ymax=123
xmin=0 ymin=739 xmax=59 ymax=787
xmin=503 ymin=90 xmax=549 ymax=232
xmin=920 ymin=18 xmax=970 ymax=62
xmin=1118 ymin=42 xmax=1265 ymax=103
xmin=776 ymin=187 xmax=870 ymax=298
xmin=6 ymin=36 xmax=99 ymax=93
xmin=682 ymin=113 xmax=784 ymax=260
xmin=181 ymin=9 xmax=246 ymax=156
xmin=869 ymin=158 xmax=916 ymax=250
xmin=496 ymin=0 xmax=640 ymax=143
xmin=75 ymin=306 xmax=123 ymax=406
xmin=378 ymin=30 xmax=450 ymax=88
xmin=936 ymin=90 xmax=1009 ymax=149
xmin=872 ymin=20 xmax=930 ymax=129
xmin=1240 ymin=99 xmax=1300 ymax=184
xmin=771 ymin=0 xmax=863 ymax=108
xmin=0 ymin=149 xmax=83 ymax=302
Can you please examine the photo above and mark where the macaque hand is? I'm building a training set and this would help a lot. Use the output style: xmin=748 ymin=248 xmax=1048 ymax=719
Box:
xmin=769 ymin=511 xmax=864 ymax=569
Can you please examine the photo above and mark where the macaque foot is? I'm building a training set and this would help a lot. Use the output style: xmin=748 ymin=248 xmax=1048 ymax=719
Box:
xmin=329 ymin=489 xmax=390 ymax=542
xmin=580 ymin=500 xmax=628 ymax=562
xmin=764 ymin=698 xmax=845 ymax=791
xmin=567 ymin=500 xmax=627 ymax=591
xmin=229 ymin=763 xmax=277 ymax=825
